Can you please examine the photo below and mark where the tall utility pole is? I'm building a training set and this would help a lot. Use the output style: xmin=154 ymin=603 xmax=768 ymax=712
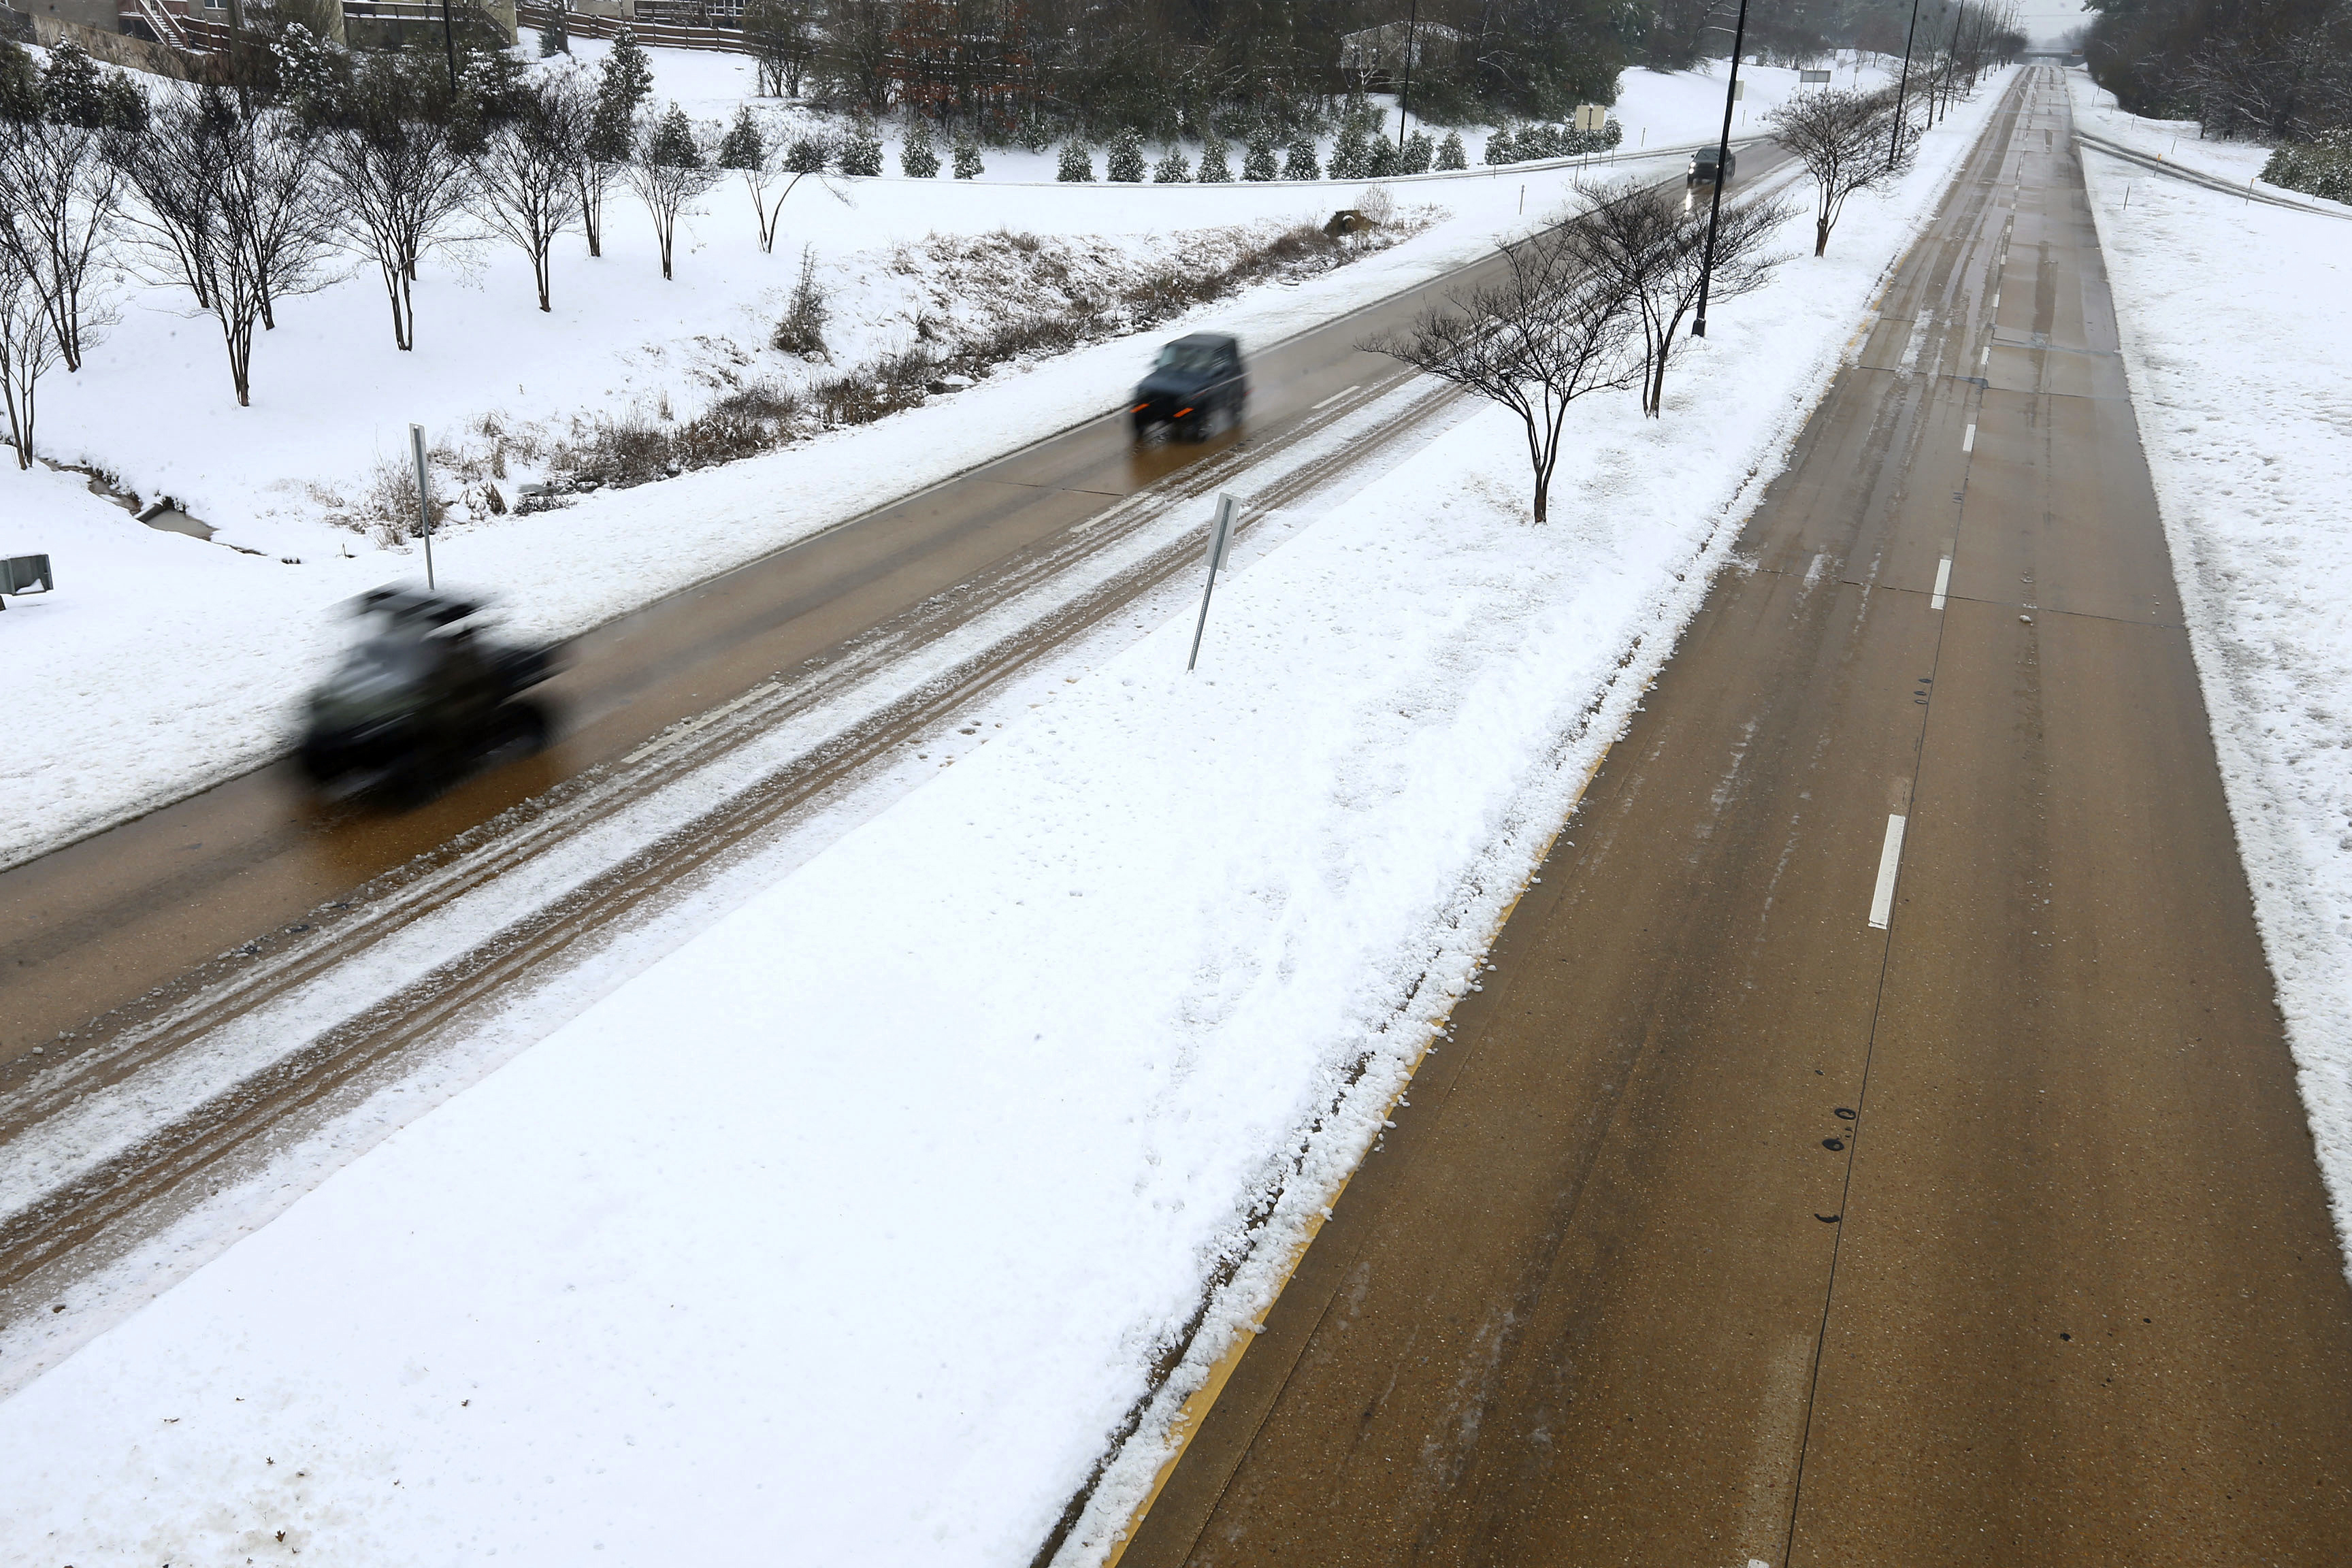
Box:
xmin=1396 ymin=0 xmax=1421 ymax=148
xmin=1891 ymin=0 xmax=1926 ymax=166
xmin=1691 ymin=0 xmax=1752 ymax=339
xmin=441 ymin=0 xmax=461 ymax=93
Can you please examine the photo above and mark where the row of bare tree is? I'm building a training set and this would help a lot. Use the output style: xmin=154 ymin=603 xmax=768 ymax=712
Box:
xmin=1367 ymin=183 xmax=1793 ymax=523
xmin=0 ymin=68 xmax=791 ymax=467
xmin=1363 ymin=74 xmax=1946 ymax=523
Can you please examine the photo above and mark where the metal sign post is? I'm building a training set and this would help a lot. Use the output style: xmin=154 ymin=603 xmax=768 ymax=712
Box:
xmin=409 ymin=422 xmax=436 ymax=591
xmin=1186 ymin=493 xmax=1239 ymax=673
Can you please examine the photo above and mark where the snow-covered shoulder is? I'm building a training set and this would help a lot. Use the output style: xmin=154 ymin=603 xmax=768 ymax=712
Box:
xmin=2072 ymin=71 xmax=2352 ymax=1272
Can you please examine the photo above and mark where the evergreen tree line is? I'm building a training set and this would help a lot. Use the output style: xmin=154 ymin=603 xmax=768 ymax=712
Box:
xmin=735 ymin=0 xmax=1633 ymax=135
xmin=2085 ymin=0 xmax=2351 ymax=139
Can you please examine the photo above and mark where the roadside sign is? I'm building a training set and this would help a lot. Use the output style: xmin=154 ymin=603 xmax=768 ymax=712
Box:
xmin=1801 ymin=69 xmax=1832 ymax=84
xmin=1732 ymin=80 xmax=1746 ymax=101
xmin=1186 ymin=493 xmax=1239 ymax=673
xmin=409 ymin=422 xmax=437 ymax=591
xmin=1573 ymin=103 xmax=1607 ymax=133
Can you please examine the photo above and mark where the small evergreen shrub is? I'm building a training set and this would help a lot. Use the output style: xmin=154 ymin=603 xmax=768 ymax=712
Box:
xmin=1198 ymin=140 xmax=1232 ymax=182
xmin=952 ymin=132 xmax=984 ymax=179
xmin=1484 ymin=127 xmax=1516 ymax=165
xmin=1283 ymin=133 xmax=1320 ymax=180
xmin=1436 ymin=131 xmax=1467 ymax=170
xmin=1403 ymin=130 xmax=1435 ymax=174
xmin=1243 ymin=131 xmax=1278 ymax=181
xmin=783 ymin=134 xmax=830 ymax=174
xmin=1107 ymin=125 xmax=1146 ymax=182
xmin=1329 ymin=124 xmax=1371 ymax=178
xmin=837 ymin=116 xmax=883 ymax=176
xmin=901 ymin=119 xmax=940 ymax=178
xmin=2261 ymin=129 xmax=2352 ymax=203
xmin=1152 ymin=145 xmax=1192 ymax=182
xmin=1058 ymin=140 xmax=1095 ymax=182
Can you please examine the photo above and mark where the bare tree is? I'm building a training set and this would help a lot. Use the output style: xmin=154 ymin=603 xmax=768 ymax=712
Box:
xmin=1571 ymin=180 xmax=1793 ymax=415
xmin=472 ymin=77 xmax=585 ymax=312
xmin=1561 ymin=180 xmax=1680 ymax=413
xmin=1767 ymin=86 xmax=1915 ymax=257
xmin=118 ymin=88 xmax=335 ymax=406
xmin=0 ymin=116 xmax=122 ymax=372
xmin=322 ymin=77 xmax=473 ymax=350
xmin=0 ymin=243 xmax=62 ymax=468
xmin=744 ymin=0 xmax=817 ymax=98
xmin=625 ymin=103 xmax=722 ymax=281
xmin=1362 ymin=218 xmax=1640 ymax=523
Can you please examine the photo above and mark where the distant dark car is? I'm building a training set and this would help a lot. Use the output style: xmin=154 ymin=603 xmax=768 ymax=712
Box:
xmin=1688 ymin=145 xmax=1737 ymax=186
xmin=297 ymin=587 xmax=559 ymax=804
xmin=1131 ymin=333 xmax=1249 ymax=442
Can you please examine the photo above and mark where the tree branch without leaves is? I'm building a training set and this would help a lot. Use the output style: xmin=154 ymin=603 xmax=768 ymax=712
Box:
xmin=1568 ymin=179 xmax=1793 ymax=415
xmin=1361 ymin=214 xmax=1641 ymax=523
xmin=1767 ymin=86 xmax=1916 ymax=257
xmin=0 ymin=117 xmax=122 ymax=373
xmin=473 ymin=76 xmax=585 ymax=312
xmin=0 ymin=243 xmax=63 ymax=468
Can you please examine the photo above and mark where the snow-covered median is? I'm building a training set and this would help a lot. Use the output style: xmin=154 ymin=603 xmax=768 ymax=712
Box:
xmin=0 ymin=72 xmax=2016 ymax=1568
xmin=2068 ymin=69 xmax=2352 ymax=1264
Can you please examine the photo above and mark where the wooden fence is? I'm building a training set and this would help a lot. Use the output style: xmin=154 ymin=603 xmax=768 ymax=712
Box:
xmin=516 ymin=1 xmax=752 ymax=56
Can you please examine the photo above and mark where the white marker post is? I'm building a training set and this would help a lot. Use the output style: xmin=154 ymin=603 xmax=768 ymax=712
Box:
xmin=409 ymin=422 xmax=436 ymax=591
xmin=1186 ymin=493 xmax=1239 ymax=673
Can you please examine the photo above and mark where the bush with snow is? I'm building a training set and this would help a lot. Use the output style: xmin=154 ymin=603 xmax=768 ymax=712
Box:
xmin=1284 ymin=133 xmax=1320 ymax=180
xmin=2260 ymin=129 xmax=2352 ymax=203
xmin=1198 ymin=139 xmax=1232 ymax=182
xmin=1329 ymin=122 xmax=1373 ymax=179
xmin=1107 ymin=126 xmax=1146 ymax=183
xmin=1152 ymin=145 xmax=1192 ymax=183
xmin=951 ymin=131 xmax=983 ymax=179
xmin=837 ymin=115 xmax=883 ymax=176
xmin=1058 ymin=140 xmax=1095 ymax=182
xmin=1437 ymin=130 xmax=1468 ymax=169
xmin=1243 ymin=130 xmax=1277 ymax=181
xmin=900 ymin=120 xmax=940 ymax=178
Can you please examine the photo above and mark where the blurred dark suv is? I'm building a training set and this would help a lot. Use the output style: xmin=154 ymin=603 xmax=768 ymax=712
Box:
xmin=1131 ymin=333 xmax=1249 ymax=442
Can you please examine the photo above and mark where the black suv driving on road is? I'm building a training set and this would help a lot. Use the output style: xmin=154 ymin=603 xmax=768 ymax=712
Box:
xmin=298 ymin=588 xmax=560 ymax=805
xmin=1132 ymin=333 xmax=1249 ymax=442
xmin=1688 ymin=145 xmax=1737 ymax=186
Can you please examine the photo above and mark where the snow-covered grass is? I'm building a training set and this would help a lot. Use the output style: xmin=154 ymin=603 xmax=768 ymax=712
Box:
xmin=0 ymin=48 xmax=1886 ymax=870
xmin=2070 ymin=74 xmax=2278 ymax=189
xmin=2067 ymin=67 xmax=2352 ymax=1268
xmin=0 ymin=70 xmax=2019 ymax=1568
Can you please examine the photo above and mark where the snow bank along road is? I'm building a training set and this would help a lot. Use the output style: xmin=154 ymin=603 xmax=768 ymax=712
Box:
xmin=0 ymin=146 xmax=1803 ymax=1362
xmin=1119 ymin=69 xmax=2352 ymax=1567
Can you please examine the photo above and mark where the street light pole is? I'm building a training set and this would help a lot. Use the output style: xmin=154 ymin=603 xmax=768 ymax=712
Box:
xmin=1396 ymin=0 xmax=1420 ymax=149
xmin=1690 ymin=0 xmax=1752 ymax=339
xmin=441 ymin=0 xmax=461 ymax=95
xmin=1891 ymin=0 xmax=1925 ymax=167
